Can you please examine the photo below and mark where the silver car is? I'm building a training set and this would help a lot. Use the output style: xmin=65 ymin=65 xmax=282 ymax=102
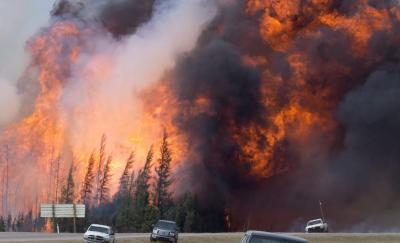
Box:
xmin=240 ymin=231 xmax=308 ymax=243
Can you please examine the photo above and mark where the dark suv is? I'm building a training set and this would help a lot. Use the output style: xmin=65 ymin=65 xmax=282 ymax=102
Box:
xmin=150 ymin=220 xmax=179 ymax=243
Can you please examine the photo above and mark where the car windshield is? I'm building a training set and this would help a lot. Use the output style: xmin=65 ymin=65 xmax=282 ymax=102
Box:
xmin=307 ymin=220 xmax=322 ymax=226
xmin=155 ymin=221 xmax=176 ymax=230
xmin=88 ymin=226 xmax=109 ymax=234
xmin=240 ymin=235 xmax=249 ymax=243
xmin=250 ymin=236 xmax=297 ymax=243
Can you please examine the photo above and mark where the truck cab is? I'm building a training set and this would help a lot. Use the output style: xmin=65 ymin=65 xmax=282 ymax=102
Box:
xmin=83 ymin=224 xmax=115 ymax=243
xmin=305 ymin=218 xmax=328 ymax=233
xmin=150 ymin=220 xmax=179 ymax=243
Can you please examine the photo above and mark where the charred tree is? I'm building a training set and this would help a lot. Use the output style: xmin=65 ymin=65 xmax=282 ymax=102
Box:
xmin=60 ymin=162 xmax=75 ymax=204
xmin=81 ymin=152 xmax=96 ymax=205
xmin=98 ymin=156 xmax=112 ymax=205
xmin=132 ymin=146 xmax=157 ymax=231
xmin=154 ymin=130 xmax=173 ymax=219
xmin=95 ymin=134 xmax=107 ymax=205
xmin=118 ymin=151 xmax=135 ymax=199
xmin=128 ymin=165 xmax=136 ymax=199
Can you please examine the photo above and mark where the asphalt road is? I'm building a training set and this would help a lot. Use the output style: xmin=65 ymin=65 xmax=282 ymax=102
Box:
xmin=0 ymin=232 xmax=399 ymax=243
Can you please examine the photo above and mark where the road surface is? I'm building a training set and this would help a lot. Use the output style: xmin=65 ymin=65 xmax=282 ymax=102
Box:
xmin=0 ymin=232 xmax=399 ymax=242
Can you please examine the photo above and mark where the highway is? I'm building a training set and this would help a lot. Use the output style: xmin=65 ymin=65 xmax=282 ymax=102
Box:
xmin=0 ymin=232 xmax=399 ymax=242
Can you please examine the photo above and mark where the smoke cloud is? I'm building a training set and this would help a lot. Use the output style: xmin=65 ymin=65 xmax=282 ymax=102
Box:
xmin=0 ymin=79 xmax=20 ymax=127
xmin=60 ymin=0 xmax=218 ymax=167
xmin=0 ymin=0 xmax=218 ymax=213
xmin=0 ymin=1 xmax=53 ymax=126
xmin=167 ymin=0 xmax=400 ymax=232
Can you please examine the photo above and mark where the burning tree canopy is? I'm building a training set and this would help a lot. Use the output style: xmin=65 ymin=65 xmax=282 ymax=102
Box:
xmin=1 ymin=0 xmax=400 ymax=232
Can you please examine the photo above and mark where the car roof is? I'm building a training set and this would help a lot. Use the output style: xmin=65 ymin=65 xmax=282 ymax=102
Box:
xmin=158 ymin=220 xmax=176 ymax=224
xmin=246 ymin=231 xmax=308 ymax=243
xmin=307 ymin=218 xmax=322 ymax=222
xmin=90 ymin=224 xmax=111 ymax=229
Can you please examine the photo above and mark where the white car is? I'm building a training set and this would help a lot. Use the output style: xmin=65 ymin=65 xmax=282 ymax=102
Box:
xmin=305 ymin=218 xmax=328 ymax=233
xmin=240 ymin=231 xmax=308 ymax=243
xmin=83 ymin=224 xmax=115 ymax=243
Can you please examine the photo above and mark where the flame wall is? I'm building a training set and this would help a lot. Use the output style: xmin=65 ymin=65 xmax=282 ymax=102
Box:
xmin=2 ymin=0 xmax=400 ymax=232
xmin=166 ymin=0 xmax=400 ymax=231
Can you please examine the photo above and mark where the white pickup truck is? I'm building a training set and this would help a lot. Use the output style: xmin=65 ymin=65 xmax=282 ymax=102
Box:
xmin=305 ymin=218 xmax=328 ymax=233
xmin=83 ymin=224 xmax=115 ymax=243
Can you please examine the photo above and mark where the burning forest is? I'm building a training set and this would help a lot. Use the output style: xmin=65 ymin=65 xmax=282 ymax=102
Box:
xmin=1 ymin=0 xmax=400 ymax=233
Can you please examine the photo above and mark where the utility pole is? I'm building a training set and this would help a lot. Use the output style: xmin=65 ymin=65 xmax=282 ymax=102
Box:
xmin=96 ymin=134 xmax=106 ymax=206
xmin=48 ymin=148 xmax=54 ymax=202
xmin=4 ymin=145 xmax=9 ymax=219
xmin=1 ymin=164 xmax=4 ymax=217
xmin=34 ymin=194 xmax=38 ymax=232
xmin=55 ymin=156 xmax=61 ymax=204
xmin=73 ymin=204 xmax=77 ymax=233
xmin=54 ymin=156 xmax=61 ymax=234
xmin=319 ymin=200 xmax=325 ymax=221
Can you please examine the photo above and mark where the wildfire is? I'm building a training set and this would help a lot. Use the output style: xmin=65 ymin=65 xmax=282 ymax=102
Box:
xmin=1 ymin=0 xmax=400 ymax=232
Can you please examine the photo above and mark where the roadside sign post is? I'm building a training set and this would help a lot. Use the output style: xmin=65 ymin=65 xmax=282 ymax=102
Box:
xmin=40 ymin=204 xmax=85 ymax=233
xmin=73 ymin=204 xmax=77 ymax=233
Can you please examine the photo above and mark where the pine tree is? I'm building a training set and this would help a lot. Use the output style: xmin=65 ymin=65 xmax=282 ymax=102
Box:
xmin=132 ymin=146 xmax=157 ymax=231
xmin=81 ymin=152 xmax=96 ymax=205
xmin=96 ymin=134 xmax=107 ymax=205
xmin=115 ymin=151 xmax=136 ymax=231
xmin=6 ymin=214 xmax=11 ymax=232
xmin=135 ymin=146 xmax=153 ymax=204
xmin=16 ymin=213 xmax=23 ymax=232
xmin=0 ymin=216 xmax=5 ymax=232
xmin=174 ymin=193 xmax=197 ymax=232
xmin=119 ymin=151 xmax=135 ymax=198
xmin=25 ymin=210 xmax=33 ymax=232
xmin=183 ymin=194 xmax=196 ymax=232
xmin=128 ymin=169 xmax=136 ymax=199
xmin=154 ymin=130 xmax=173 ymax=219
xmin=60 ymin=163 xmax=75 ymax=204
xmin=99 ymin=156 xmax=112 ymax=205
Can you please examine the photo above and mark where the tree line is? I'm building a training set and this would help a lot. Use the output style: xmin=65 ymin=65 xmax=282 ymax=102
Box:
xmin=0 ymin=131 xmax=227 ymax=233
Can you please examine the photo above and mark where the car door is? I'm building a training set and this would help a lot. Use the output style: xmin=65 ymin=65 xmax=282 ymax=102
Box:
xmin=110 ymin=228 xmax=115 ymax=241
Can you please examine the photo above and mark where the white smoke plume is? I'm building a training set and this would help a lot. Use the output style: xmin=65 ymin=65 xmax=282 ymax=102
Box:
xmin=60 ymin=0 xmax=218 ymax=165
xmin=0 ymin=0 xmax=218 ymax=213
xmin=0 ymin=1 xmax=53 ymax=126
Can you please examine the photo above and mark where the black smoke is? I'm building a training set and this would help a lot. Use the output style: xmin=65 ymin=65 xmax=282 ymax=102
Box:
xmin=172 ymin=39 xmax=265 ymax=191
xmin=51 ymin=0 xmax=155 ymax=38
xmin=170 ymin=0 xmax=400 ymax=231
